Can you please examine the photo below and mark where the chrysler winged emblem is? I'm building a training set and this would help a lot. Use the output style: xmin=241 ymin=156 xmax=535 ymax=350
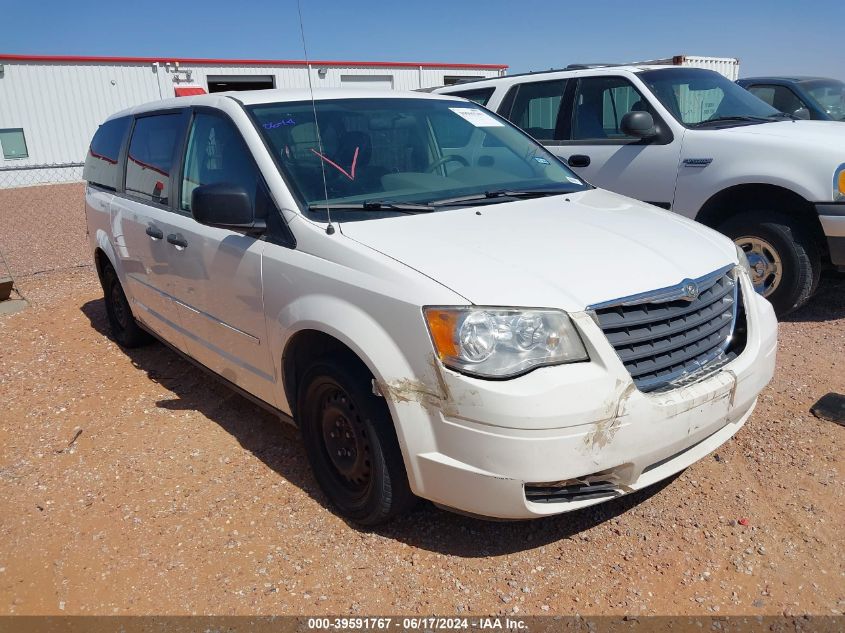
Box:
xmin=682 ymin=281 xmax=700 ymax=301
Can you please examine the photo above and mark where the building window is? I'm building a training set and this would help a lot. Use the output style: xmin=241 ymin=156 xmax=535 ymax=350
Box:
xmin=444 ymin=75 xmax=483 ymax=86
xmin=0 ymin=128 xmax=28 ymax=159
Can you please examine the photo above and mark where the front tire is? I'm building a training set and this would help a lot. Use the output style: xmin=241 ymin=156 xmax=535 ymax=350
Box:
xmin=101 ymin=262 xmax=151 ymax=348
xmin=719 ymin=211 xmax=820 ymax=316
xmin=297 ymin=357 xmax=415 ymax=526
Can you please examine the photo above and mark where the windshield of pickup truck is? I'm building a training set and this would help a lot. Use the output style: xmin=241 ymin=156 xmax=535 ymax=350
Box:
xmin=804 ymin=80 xmax=845 ymax=121
xmin=639 ymin=68 xmax=781 ymax=127
xmin=248 ymin=98 xmax=588 ymax=216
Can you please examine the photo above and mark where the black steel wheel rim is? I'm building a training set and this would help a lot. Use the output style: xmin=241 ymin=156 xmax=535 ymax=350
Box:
xmin=110 ymin=281 xmax=129 ymax=330
xmin=318 ymin=385 xmax=372 ymax=496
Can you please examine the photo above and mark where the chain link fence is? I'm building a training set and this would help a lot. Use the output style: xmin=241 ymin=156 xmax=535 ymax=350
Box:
xmin=0 ymin=163 xmax=84 ymax=189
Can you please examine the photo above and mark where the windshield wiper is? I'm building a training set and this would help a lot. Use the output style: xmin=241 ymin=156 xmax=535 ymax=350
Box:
xmin=307 ymin=200 xmax=435 ymax=214
xmin=691 ymin=115 xmax=772 ymax=128
xmin=766 ymin=112 xmax=799 ymax=121
xmin=427 ymin=188 xmax=572 ymax=207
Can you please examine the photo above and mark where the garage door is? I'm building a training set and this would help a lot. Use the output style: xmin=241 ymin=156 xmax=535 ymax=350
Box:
xmin=340 ymin=75 xmax=394 ymax=91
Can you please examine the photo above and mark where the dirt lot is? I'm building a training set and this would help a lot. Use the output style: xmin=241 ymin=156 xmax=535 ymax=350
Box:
xmin=1 ymin=183 xmax=843 ymax=616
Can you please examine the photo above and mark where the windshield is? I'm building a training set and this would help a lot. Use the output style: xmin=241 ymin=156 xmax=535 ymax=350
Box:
xmin=638 ymin=68 xmax=781 ymax=127
xmin=804 ymin=80 xmax=845 ymax=121
xmin=247 ymin=98 xmax=588 ymax=218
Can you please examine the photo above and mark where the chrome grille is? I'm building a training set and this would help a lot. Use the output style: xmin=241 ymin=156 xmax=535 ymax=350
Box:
xmin=591 ymin=266 xmax=740 ymax=393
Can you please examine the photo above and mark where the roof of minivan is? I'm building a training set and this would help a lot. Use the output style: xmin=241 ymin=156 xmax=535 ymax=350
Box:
xmin=108 ymin=88 xmax=467 ymax=120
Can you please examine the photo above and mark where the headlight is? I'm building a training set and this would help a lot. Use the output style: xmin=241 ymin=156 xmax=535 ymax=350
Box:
xmin=735 ymin=243 xmax=752 ymax=278
xmin=835 ymin=164 xmax=845 ymax=202
xmin=424 ymin=307 xmax=588 ymax=378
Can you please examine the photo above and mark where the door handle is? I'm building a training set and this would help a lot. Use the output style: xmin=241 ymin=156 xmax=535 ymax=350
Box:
xmin=145 ymin=225 xmax=164 ymax=240
xmin=568 ymin=154 xmax=591 ymax=168
xmin=167 ymin=233 xmax=188 ymax=248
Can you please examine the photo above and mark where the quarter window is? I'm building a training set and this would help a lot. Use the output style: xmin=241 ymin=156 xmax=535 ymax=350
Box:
xmin=125 ymin=114 xmax=184 ymax=205
xmin=572 ymin=77 xmax=651 ymax=140
xmin=181 ymin=112 xmax=261 ymax=212
xmin=83 ymin=117 xmax=130 ymax=190
xmin=506 ymin=80 xmax=567 ymax=140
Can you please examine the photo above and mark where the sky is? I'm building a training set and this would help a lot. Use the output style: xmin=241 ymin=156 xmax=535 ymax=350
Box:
xmin=5 ymin=0 xmax=843 ymax=81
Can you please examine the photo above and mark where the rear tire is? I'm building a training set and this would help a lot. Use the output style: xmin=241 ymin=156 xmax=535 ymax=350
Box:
xmin=101 ymin=262 xmax=152 ymax=348
xmin=718 ymin=211 xmax=820 ymax=316
xmin=297 ymin=356 xmax=415 ymax=526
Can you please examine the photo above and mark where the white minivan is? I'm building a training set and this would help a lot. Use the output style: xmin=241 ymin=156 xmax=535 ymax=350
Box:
xmin=84 ymin=89 xmax=777 ymax=524
xmin=436 ymin=66 xmax=845 ymax=316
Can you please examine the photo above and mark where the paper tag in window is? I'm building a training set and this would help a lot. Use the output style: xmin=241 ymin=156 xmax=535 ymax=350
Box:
xmin=566 ymin=176 xmax=583 ymax=184
xmin=449 ymin=107 xmax=504 ymax=127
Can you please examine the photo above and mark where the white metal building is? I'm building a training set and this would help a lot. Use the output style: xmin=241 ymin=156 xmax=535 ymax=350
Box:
xmin=0 ymin=54 xmax=507 ymax=188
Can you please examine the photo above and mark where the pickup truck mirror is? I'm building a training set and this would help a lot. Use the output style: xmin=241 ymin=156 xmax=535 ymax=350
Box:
xmin=620 ymin=111 xmax=657 ymax=139
xmin=191 ymin=183 xmax=266 ymax=233
xmin=793 ymin=107 xmax=811 ymax=120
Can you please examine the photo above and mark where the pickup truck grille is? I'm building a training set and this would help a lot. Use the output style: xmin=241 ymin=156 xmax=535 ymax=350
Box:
xmin=591 ymin=266 xmax=740 ymax=393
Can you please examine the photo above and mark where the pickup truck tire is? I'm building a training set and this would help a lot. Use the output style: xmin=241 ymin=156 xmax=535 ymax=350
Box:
xmin=719 ymin=211 xmax=820 ymax=316
xmin=298 ymin=358 xmax=415 ymax=526
xmin=102 ymin=263 xmax=152 ymax=348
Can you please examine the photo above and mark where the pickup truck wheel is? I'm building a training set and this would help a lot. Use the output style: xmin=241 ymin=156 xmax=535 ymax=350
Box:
xmin=298 ymin=359 xmax=415 ymax=526
xmin=102 ymin=263 xmax=151 ymax=348
xmin=719 ymin=211 xmax=820 ymax=316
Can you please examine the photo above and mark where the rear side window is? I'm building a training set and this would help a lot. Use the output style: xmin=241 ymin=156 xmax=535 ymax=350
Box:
xmin=83 ymin=117 xmax=130 ymax=190
xmin=506 ymin=80 xmax=567 ymax=140
xmin=448 ymin=88 xmax=495 ymax=106
xmin=125 ymin=114 xmax=184 ymax=204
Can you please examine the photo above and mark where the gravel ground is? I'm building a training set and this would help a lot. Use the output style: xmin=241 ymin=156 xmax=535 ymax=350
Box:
xmin=0 ymin=185 xmax=843 ymax=616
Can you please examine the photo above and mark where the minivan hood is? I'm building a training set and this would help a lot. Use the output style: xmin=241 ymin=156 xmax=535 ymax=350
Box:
xmin=340 ymin=189 xmax=737 ymax=311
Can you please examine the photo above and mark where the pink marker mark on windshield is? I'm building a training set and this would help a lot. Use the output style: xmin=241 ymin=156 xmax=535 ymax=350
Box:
xmin=311 ymin=147 xmax=359 ymax=180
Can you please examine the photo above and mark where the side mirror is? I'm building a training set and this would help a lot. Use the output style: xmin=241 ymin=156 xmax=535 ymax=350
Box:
xmin=793 ymin=107 xmax=811 ymax=120
xmin=191 ymin=183 xmax=265 ymax=233
xmin=620 ymin=111 xmax=656 ymax=139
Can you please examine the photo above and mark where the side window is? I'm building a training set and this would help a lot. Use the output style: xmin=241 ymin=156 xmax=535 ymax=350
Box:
xmin=449 ymin=88 xmax=495 ymax=106
xmin=83 ymin=117 xmax=130 ymax=190
xmin=747 ymin=85 xmax=777 ymax=107
xmin=750 ymin=85 xmax=805 ymax=115
xmin=507 ymin=80 xmax=567 ymax=140
xmin=571 ymin=77 xmax=651 ymax=141
xmin=125 ymin=113 xmax=184 ymax=205
xmin=181 ymin=112 xmax=260 ymax=213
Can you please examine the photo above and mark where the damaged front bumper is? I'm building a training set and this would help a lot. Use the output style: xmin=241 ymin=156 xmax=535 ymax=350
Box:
xmin=385 ymin=275 xmax=778 ymax=520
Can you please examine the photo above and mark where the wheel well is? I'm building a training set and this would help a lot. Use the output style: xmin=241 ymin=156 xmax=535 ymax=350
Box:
xmin=282 ymin=330 xmax=369 ymax=421
xmin=695 ymin=184 xmax=827 ymax=254
xmin=93 ymin=248 xmax=109 ymax=284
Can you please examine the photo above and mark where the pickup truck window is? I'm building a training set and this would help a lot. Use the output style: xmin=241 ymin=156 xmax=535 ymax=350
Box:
xmin=446 ymin=87 xmax=495 ymax=106
xmin=747 ymin=84 xmax=805 ymax=115
xmin=506 ymin=79 xmax=567 ymax=141
xmin=571 ymin=77 xmax=650 ymax=140
xmin=639 ymin=68 xmax=779 ymax=127
xmin=804 ymin=80 xmax=845 ymax=121
xmin=248 ymin=98 xmax=588 ymax=215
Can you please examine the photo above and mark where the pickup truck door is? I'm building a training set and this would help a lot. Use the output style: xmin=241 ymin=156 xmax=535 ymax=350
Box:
xmin=111 ymin=110 xmax=190 ymax=351
xmin=163 ymin=109 xmax=278 ymax=404
xmin=502 ymin=75 xmax=683 ymax=210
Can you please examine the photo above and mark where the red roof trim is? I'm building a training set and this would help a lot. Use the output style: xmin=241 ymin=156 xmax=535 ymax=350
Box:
xmin=0 ymin=53 xmax=508 ymax=70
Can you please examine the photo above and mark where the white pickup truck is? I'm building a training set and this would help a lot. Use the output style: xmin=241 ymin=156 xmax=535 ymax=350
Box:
xmin=436 ymin=66 xmax=845 ymax=315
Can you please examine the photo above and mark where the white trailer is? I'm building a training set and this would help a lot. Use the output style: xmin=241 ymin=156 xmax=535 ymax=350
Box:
xmin=636 ymin=55 xmax=741 ymax=81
